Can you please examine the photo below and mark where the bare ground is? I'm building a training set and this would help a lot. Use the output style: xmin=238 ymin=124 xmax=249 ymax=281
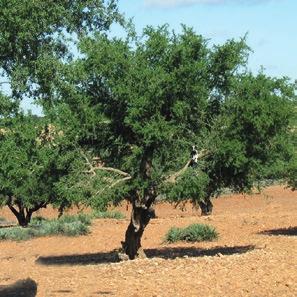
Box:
xmin=0 ymin=185 xmax=297 ymax=297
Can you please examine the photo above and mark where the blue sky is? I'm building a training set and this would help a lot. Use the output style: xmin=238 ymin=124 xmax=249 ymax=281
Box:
xmin=21 ymin=0 xmax=297 ymax=113
xmin=117 ymin=0 xmax=296 ymax=78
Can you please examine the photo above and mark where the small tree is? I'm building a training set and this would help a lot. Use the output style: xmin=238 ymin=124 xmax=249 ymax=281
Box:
xmin=0 ymin=0 xmax=124 ymax=225
xmin=0 ymin=112 xmax=83 ymax=226
xmin=52 ymin=26 xmax=295 ymax=259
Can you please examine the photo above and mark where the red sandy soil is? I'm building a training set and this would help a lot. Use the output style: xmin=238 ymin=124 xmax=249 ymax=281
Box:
xmin=0 ymin=185 xmax=296 ymax=297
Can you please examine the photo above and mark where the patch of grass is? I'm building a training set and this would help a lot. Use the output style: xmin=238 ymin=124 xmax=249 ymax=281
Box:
xmin=0 ymin=227 xmax=32 ymax=241
xmin=0 ymin=214 xmax=91 ymax=241
xmin=92 ymin=210 xmax=125 ymax=220
xmin=58 ymin=213 xmax=92 ymax=226
xmin=165 ymin=223 xmax=218 ymax=243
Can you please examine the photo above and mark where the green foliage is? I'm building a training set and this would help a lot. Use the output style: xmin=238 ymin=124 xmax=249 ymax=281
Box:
xmin=206 ymin=73 xmax=296 ymax=193
xmin=0 ymin=216 xmax=6 ymax=222
xmin=1 ymin=2 xmax=296 ymax=227
xmin=92 ymin=210 xmax=125 ymax=219
xmin=0 ymin=112 xmax=85 ymax=225
xmin=165 ymin=223 xmax=218 ymax=243
xmin=286 ymin=103 xmax=297 ymax=190
xmin=164 ymin=168 xmax=209 ymax=204
xmin=0 ymin=227 xmax=32 ymax=241
xmin=54 ymin=24 xmax=296 ymax=209
xmin=58 ymin=213 xmax=92 ymax=226
xmin=287 ymin=154 xmax=297 ymax=190
xmin=0 ymin=93 xmax=18 ymax=117
xmin=0 ymin=0 xmax=123 ymax=102
xmin=0 ymin=215 xmax=90 ymax=241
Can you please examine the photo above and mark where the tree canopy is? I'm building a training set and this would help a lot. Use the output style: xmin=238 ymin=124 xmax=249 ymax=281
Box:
xmin=0 ymin=113 xmax=83 ymax=226
xmin=45 ymin=25 xmax=296 ymax=258
xmin=0 ymin=1 xmax=295 ymax=259
xmin=0 ymin=0 xmax=123 ymax=105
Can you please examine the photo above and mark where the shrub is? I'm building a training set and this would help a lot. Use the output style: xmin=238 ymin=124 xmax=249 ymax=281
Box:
xmin=59 ymin=221 xmax=89 ymax=236
xmin=92 ymin=210 xmax=125 ymax=219
xmin=0 ymin=217 xmax=6 ymax=222
xmin=58 ymin=213 xmax=92 ymax=226
xmin=0 ymin=214 xmax=91 ymax=241
xmin=165 ymin=223 xmax=218 ymax=243
xmin=0 ymin=227 xmax=32 ymax=241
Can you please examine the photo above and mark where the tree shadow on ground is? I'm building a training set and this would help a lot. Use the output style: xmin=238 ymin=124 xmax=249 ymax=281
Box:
xmin=145 ymin=245 xmax=255 ymax=259
xmin=259 ymin=227 xmax=297 ymax=236
xmin=51 ymin=289 xmax=73 ymax=294
xmin=0 ymin=278 xmax=37 ymax=297
xmin=36 ymin=245 xmax=255 ymax=266
xmin=36 ymin=250 xmax=120 ymax=266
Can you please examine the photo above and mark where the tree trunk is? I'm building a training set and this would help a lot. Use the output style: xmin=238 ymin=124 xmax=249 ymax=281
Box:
xmin=15 ymin=212 xmax=28 ymax=227
xmin=198 ymin=197 xmax=213 ymax=216
xmin=7 ymin=200 xmax=47 ymax=227
xmin=17 ymin=212 xmax=32 ymax=227
xmin=120 ymin=147 xmax=156 ymax=260
xmin=121 ymin=203 xmax=155 ymax=260
xmin=8 ymin=206 xmax=32 ymax=227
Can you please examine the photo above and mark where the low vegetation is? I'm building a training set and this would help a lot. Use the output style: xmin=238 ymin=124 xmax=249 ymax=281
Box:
xmin=0 ymin=211 xmax=127 ymax=241
xmin=0 ymin=214 xmax=91 ymax=241
xmin=165 ymin=223 xmax=218 ymax=243
xmin=92 ymin=210 xmax=125 ymax=220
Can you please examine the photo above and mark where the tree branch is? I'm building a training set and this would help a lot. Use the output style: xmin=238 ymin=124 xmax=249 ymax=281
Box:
xmin=81 ymin=150 xmax=131 ymax=177
xmin=81 ymin=150 xmax=96 ymax=176
xmin=164 ymin=149 xmax=210 ymax=184
xmin=166 ymin=160 xmax=192 ymax=184
xmin=30 ymin=202 xmax=47 ymax=213
xmin=92 ymin=166 xmax=130 ymax=177
xmin=80 ymin=150 xmax=132 ymax=196
xmin=7 ymin=205 xmax=19 ymax=218
xmin=94 ymin=176 xmax=132 ymax=197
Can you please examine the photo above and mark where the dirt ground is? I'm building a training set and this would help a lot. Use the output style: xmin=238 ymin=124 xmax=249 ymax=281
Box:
xmin=0 ymin=185 xmax=296 ymax=297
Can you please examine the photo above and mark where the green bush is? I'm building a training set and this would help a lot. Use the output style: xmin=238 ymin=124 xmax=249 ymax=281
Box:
xmin=0 ymin=217 xmax=6 ymax=222
xmin=30 ymin=216 xmax=49 ymax=226
xmin=58 ymin=213 xmax=92 ymax=226
xmin=59 ymin=221 xmax=89 ymax=236
xmin=0 ymin=227 xmax=32 ymax=241
xmin=165 ymin=223 xmax=218 ymax=243
xmin=0 ymin=214 xmax=91 ymax=241
xmin=92 ymin=210 xmax=125 ymax=219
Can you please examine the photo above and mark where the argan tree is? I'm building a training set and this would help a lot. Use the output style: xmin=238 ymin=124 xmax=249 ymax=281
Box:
xmin=0 ymin=112 xmax=83 ymax=226
xmin=51 ymin=25 xmax=295 ymax=259
xmin=0 ymin=0 xmax=126 ymax=225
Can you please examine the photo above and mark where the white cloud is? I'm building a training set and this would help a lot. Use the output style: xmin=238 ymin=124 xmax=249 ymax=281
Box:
xmin=144 ymin=0 xmax=276 ymax=8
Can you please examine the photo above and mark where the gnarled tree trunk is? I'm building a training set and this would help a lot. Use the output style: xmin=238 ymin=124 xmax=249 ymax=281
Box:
xmin=120 ymin=148 xmax=156 ymax=260
xmin=121 ymin=201 xmax=155 ymax=260
xmin=8 ymin=205 xmax=33 ymax=227
xmin=198 ymin=196 xmax=213 ymax=216
xmin=7 ymin=198 xmax=47 ymax=227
